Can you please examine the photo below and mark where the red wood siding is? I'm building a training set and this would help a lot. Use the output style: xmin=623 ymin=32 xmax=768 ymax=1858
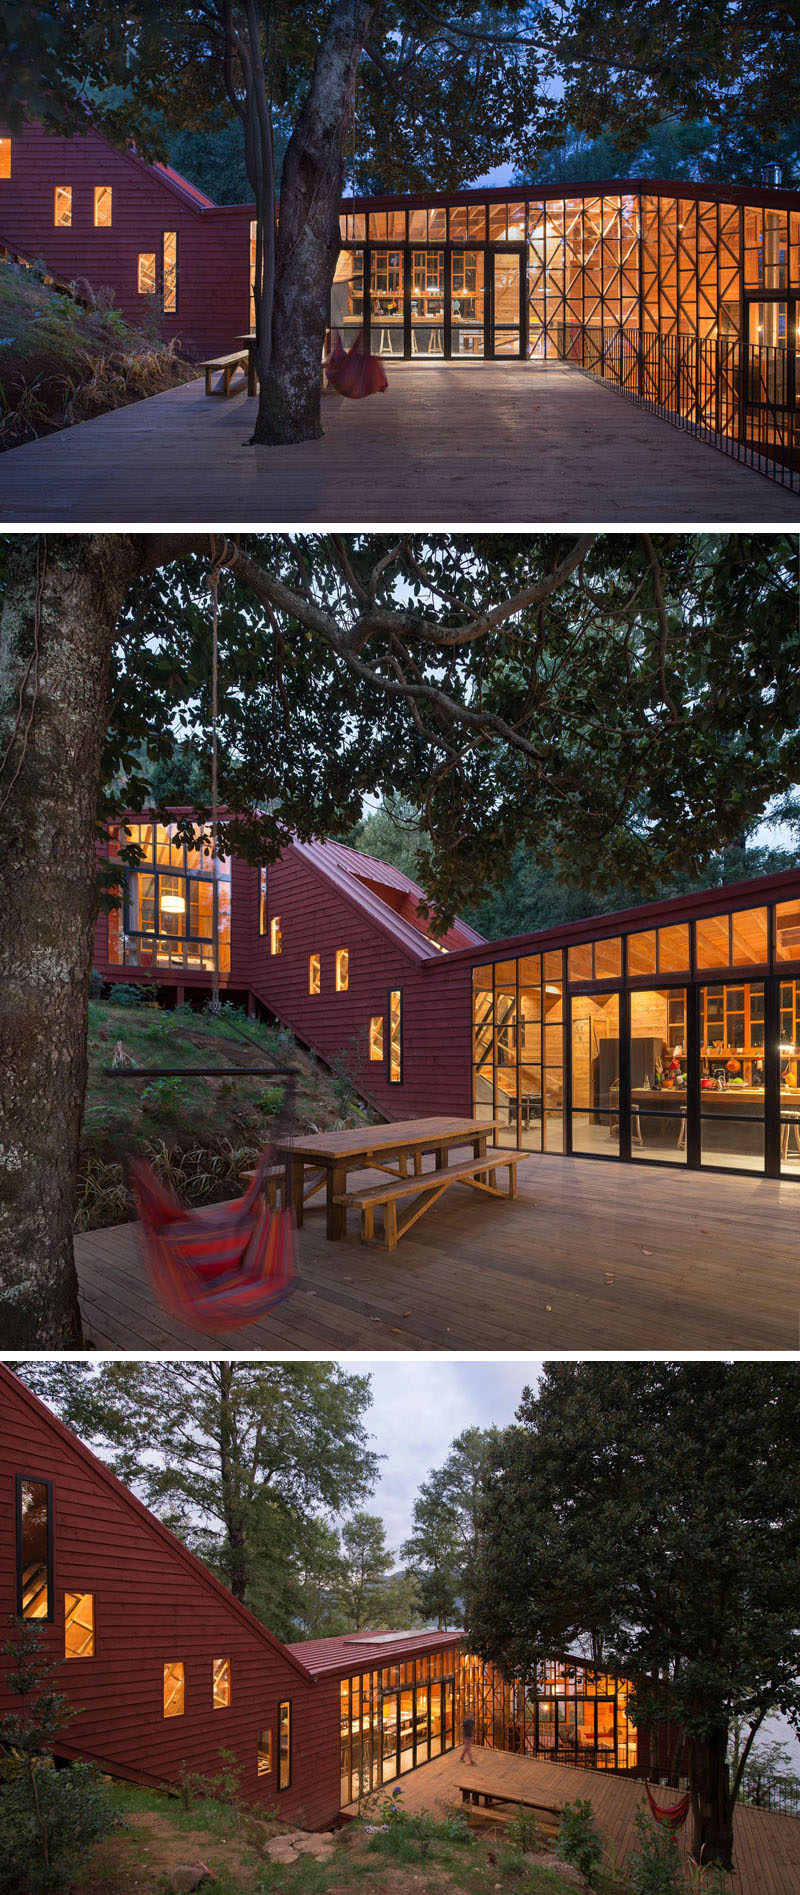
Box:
xmin=0 ymin=1370 xmax=339 ymax=1825
xmin=0 ymin=124 xmax=252 ymax=359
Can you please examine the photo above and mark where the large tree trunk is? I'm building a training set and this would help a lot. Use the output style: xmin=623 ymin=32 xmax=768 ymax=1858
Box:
xmin=251 ymin=0 xmax=375 ymax=446
xmin=0 ymin=536 xmax=144 ymax=1346
xmin=687 ymin=1729 xmax=735 ymax=1872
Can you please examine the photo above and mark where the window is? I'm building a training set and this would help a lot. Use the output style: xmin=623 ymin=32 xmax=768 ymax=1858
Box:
xmin=94 ymin=186 xmax=112 ymax=226
xmin=163 ymin=231 xmax=177 ymax=312
xmin=336 ymin=948 xmax=349 ymax=992
xmin=369 ymin=1015 xmax=384 ymax=1060
xmin=16 ymin=1478 xmax=53 ymax=1620
xmin=0 ymin=138 xmax=10 ymax=178
xmin=309 ymin=952 xmax=321 ymax=995
xmin=270 ymin=915 xmax=282 ymax=955
xmin=388 ymin=989 xmax=402 ymax=1083
xmin=138 ymin=252 xmax=156 ymax=295
xmin=112 ymin=822 xmax=231 ymax=974
xmin=257 ymin=1727 xmax=273 ymax=1776
xmin=278 ymin=1701 xmax=291 ymax=1790
xmin=250 ymin=219 xmax=257 ymax=330
xmin=54 ymin=186 xmax=72 ymax=227
xmin=163 ymin=1661 xmax=185 ymax=1717
xmin=258 ymin=868 xmax=268 ymax=935
xmin=567 ymin=938 xmax=621 ymax=983
xmin=213 ymin=1658 xmax=231 ymax=1708
xmin=776 ymin=901 xmax=800 ymax=963
xmin=65 ymin=1592 xmax=94 ymax=1658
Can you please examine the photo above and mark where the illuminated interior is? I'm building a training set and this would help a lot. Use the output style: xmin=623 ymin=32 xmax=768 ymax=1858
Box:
xmin=458 ymin=1654 xmax=639 ymax=1773
xmin=473 ymin=896 xmax=800 ymax=1176
xmin=339 ymin=1644 xmax=457 ymax=1805
xmin=64 ymin=1592 xmax=95 ymax=1659
xmin=213 ymin=1657 xmax=231 ymax=1708
xmin=17 ymin=1478 xmax=51 ymax=1619
xmin=107 ymin=822 xmax=231 ymax=974
xmin=163 ymin=1661 xmax=185 ymax=1717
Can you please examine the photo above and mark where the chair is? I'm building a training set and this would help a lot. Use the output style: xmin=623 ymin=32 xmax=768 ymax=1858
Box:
xmin=780 ymin=1112 xmax=800 ymax=1160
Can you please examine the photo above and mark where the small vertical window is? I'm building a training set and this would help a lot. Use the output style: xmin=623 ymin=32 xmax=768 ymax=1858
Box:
xmin=309 ymin=952 xmax=321 ymax=995
xmin=163 ymin=1661 xmax=185 ymax=1717
xmin=213 ymin=1658 xmax=231 ymax=1708
xmin=16 ymin=1477 xmax=53 ymax=1620
xmin=0 ymin=138 xmax=11 ymax=178
xmin=278 ymin=1700 xmax=291 ymax=1790
xmin=257 ymin=1727 xmax=273 ymax=1775
xmin=388 ymin=989 xmax=402 ymax=1083
xmin=336 ymin=948 xmax=349 ymax=992
xmin=54 ymin=186 xmax=72 ymax=227
xmin=369 ymin=1016 xmax=384 ymax=1060
xmin=270 ymin=915 xmax=282 ymax=956
xmin=163 ymin=230 xmax=177 ymax=312
xmin=64 ymin=1592 xmax=94 ymax=1658
xmin=250 ymin=219 xmax=257 ymax=330
xmin=94 ymin=186 xmax=112 ymax=226
xmin=258 ymin=868 xmax=268 ymax=935
xmin=138 ymin=252 xmax=156 ymax=295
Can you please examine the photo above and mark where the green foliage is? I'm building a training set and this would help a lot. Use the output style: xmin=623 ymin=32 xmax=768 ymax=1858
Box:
xmin=256 ymin=1085 xmax=284 ymax=1116
xmin=557 ymin=1799 xmax=604 ymax=1883
xmin=0 ymin=1618 xmax=119 ymax=1893
xmin=107 ymin=983 xmax=156 ymax=1008
xmin=505 ymin=1803 xmax=544 ymax=1852
xmin=403 ymin=1427 xmax=501 ymax=1629
xmin=627 ymin=1809 xmax=686 ymax=1894
xmin=140 ymin=1075 xmax=187 ymax=1118
xmin=469 ymin=1364 xmax=800 ymax=1872
xmin=88 ymin=969 xmax=105 ymax=1000
xmin=174 ymin=1746 xmax=243 ymax=1816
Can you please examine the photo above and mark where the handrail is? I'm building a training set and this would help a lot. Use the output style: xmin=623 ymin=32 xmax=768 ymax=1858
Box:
xmin=102 ymin=1064 xmax=297 ymax=1079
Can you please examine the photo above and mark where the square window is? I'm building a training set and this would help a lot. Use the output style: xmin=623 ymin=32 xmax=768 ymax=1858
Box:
xmin=54 ymin=186 xmax=72 ymax=227
xmin=309 ymin=952 xmax=321 ymax=994
xmin=138 ymin=252 xmax=157 ymax=295
xmin=65 ymin=1592 xmax=94 ymax=1658
xmin=336 ymin=948 xmax=349 ymax=991
xmin=94 ymin=186 xmax=112 ymax=227
xmin=163 ymin=1661 xmax=185 ymax=1717
xmin=369 ymin=1015 xmax=384 ymax=1060
xmin=257 ymin=1728 xmax=273 ymax=1776
xmin=213 ymin=1658 xmax=231 ymax=1708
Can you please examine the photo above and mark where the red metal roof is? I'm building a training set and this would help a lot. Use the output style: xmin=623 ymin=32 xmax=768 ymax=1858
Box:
xmin=342 ymin=175 xmax=800 ymax=213
xmin=290 ymin=836 xmax=485 ymax=960
xmin=151 ymin=161 xmax=216 ymax=209
xmin=287 ymin=1627 xmax=463 ymax=1677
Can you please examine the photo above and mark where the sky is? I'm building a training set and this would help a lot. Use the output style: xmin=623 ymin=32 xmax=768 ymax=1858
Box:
xmin=351 ymin=1356 xmax=543 ymax=1551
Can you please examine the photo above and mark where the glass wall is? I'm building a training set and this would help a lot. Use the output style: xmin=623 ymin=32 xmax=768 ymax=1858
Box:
xmin=335 ymin=184 xmax=796 ymax=360
xmin=339 ymin=1645 xmax=457 ymax=1807
xmin=471 ymin=888 xmax=800 ymax=1178
xmin=108 ymin=822 xmax=231 ymax=974
xmin=458 ymin=1654 xmax=638 ymax=1773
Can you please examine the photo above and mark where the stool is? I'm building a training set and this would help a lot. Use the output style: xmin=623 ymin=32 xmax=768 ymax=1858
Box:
xmin=427 ymin=326 xmax=443 ymax=355
xmin=677 ymin=1106 xmax=687 ymax=1151
xmin=780 ymin=1113 xmax=800 ymax=1160
xmin=631 ymin=1105 xmax=643 ymax=1147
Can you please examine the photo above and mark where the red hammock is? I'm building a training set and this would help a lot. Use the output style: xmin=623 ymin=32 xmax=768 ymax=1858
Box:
xmin=129 ymin=1151 xmax=295 ymax=1332
xmin=645 ymin=1782 xmax=692 ymax=1832
xmin=324 ymin=325 xmax=388 ymax=399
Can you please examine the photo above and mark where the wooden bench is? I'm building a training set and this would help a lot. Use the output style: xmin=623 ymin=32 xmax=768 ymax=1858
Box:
xmin=242 ymin=1164 xmax=326 ymax=1212
xmin=459 ymin=1784 xmax=561 ymax=1842
xmin=200 ymin=351 xmax=249 ymax=397
xmin=333 ymin=1148 xmax=519 ymax=1251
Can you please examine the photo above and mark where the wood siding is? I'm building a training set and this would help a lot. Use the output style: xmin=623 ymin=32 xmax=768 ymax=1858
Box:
xmin=0 ymin=124 xmax=252 ymax=359
xmin=0 ymin=1370 xmax=340 ymax=1824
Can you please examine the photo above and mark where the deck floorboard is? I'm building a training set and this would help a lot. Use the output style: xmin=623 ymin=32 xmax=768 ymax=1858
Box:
xmin=73 ymin=1153 xmax=800 ymax=1352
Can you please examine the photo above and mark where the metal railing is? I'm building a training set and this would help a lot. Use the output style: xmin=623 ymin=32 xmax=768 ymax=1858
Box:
xmin=735 ymin=1770 xmax=800 ymax=1817
xmin=556 ymin=324 xmax=800 ymax=495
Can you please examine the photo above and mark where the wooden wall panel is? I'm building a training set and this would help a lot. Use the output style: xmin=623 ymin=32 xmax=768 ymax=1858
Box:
xmin=0 ymin=1371 xmax=339 ymax=1825
xmin=0 ymin=124 xmax=252 ymax=359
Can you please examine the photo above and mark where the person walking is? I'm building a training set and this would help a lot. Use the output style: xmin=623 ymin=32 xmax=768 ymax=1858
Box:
xmin=460 ymin=1711 xmax=476 ymax=1765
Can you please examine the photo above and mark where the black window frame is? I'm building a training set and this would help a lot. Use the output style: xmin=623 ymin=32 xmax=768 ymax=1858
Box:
xmin=15 ymin=1474 xmax=54 ymax=1622
xmin=258 ymin=867 xmax=268 ymax=936
xmin=278 ymin=1698 xmax=292 ymax=1791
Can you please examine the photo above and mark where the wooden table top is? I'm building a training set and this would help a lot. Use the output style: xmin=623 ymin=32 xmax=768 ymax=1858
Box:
xmin=632 ymin=1086 xmax=800 ymax=1105
xmin=277 ymin=1116 xmax=500 ymax=1163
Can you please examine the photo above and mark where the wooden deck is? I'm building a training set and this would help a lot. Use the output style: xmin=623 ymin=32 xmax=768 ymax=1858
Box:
xmin=345 ymin=1746 xmax=800 ymax=1895
xmin=73 ymin=1152 xmax=800 ymax=1351
xmin=0 ymin=361 xmax=793 ymax=526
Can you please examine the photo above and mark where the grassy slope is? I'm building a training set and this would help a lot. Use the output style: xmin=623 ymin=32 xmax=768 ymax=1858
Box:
xmin=77 ymin=999 xmax=376 ymax=1232
xmin=77 ymin=1779 xmax=615 ymax=1895
xmin=0 ymin=256 xmax=194 ymax=449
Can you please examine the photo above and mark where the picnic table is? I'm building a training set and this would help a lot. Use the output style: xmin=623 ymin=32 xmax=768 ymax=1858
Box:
xmin=459 ymin=1781 xmax=562 ymax=1839
xmin=275 ymin=1116 xmax=502 ymax=1242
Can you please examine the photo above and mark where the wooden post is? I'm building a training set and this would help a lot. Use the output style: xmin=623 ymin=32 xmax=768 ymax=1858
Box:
xmin=328 ymin=1163 xmax=347 ymax=1240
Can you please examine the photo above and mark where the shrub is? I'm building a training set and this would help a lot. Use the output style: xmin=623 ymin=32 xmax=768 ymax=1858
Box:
xmin=556 ymin=1798 xmax=603 ymax=1884
xmin=88 ymin=969 xmax=105 ymax=1000
xmin=174 ymin=1747 xmax=243 ymax=1815
xmin=0 ymin=1618 xmax=119 ymax=1893
xmin=140 ymin=1076 xmax=187 ymax=1118
xmin=627 ymin=1808 xmax=686 ymax=1894
xmin=257 ymin=1086 xmax=284 ymax=1117
xmin=505 ymin=1803 xmax=544 ymax=1853
xmin=108 ymin=983 xmax=153 ymax=1008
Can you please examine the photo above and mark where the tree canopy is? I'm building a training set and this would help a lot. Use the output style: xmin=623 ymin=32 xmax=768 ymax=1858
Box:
xmin=469 ymin=1362 xmax=800 ymax=1868
xmin=402 ymin=1426 xmax=500 ymax=1628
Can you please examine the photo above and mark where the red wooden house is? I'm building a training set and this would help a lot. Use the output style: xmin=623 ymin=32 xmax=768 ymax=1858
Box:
xmin=93 ymin=815 xmax=800 ymax=1182
xmin=0 ymin=122 xmax=252 ymax=360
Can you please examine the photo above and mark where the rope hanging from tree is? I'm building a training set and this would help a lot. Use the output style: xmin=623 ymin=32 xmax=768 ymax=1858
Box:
xmin=207 ymin=540 xmax=223 ymax=1013
xmin=644 ymin=1782 xmax=692 ymax=1832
